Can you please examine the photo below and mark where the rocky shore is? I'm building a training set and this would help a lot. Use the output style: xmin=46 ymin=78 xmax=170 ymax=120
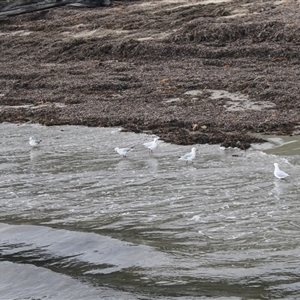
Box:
xmin=1 ymin=0 xmax=300 ymax=149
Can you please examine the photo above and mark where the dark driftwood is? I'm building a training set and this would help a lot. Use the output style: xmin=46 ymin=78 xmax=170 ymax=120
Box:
xmin=0 ymin=0 xmax=112 ymax=18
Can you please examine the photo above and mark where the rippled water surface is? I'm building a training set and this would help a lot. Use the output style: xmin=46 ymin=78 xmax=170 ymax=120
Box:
xmin=1 ymin=123 xmax=300 ymax=299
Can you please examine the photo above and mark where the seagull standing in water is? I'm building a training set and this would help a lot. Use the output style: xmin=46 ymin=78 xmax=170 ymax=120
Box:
xmin=29 ymin=136 xmax=42 ymax=147
xmin=143 ymin=137 xmax=158 ymax=153
xmin=114 ymin=147 xmax=134 ymax=157
xmin=274 ymin=163 xmax=289 ymax=179
xmin=179 ymin=147 xmax=197 ymax=163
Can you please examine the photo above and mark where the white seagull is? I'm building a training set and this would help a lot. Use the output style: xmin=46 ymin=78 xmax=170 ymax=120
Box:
xmin=29 ymin=136 xmax=42 ymax=147
xmin=274 ymin=163 xmax=289 ymax=179
xmin=114 ymin=147 xmax=134 ymax=157
xmin=143 ymin=137 xmax=158 ymax=153
xmin=179 ymin=147 xmax=197 ymax=163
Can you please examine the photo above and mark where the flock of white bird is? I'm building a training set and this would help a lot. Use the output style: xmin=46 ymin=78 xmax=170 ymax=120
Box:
xmin=29 ymin=136 xmax=290 ymax=180
xmin=117 ymin=137 xmax=197 ymax=163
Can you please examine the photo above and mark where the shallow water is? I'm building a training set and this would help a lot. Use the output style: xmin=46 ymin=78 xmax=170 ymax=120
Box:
xmin=1 ymin=123 xmax=300 ymax=299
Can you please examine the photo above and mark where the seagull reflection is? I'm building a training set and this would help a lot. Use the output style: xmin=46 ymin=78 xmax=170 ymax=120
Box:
xmin=30 ymin=148 xmax=41 ymax=161
xmin=272 ymin=180 xmax=288 ymax=199
xmin=115 ymin=158 xmax=131 ymax=169
xmin=145 ymin=157 xmax=158 ymax=172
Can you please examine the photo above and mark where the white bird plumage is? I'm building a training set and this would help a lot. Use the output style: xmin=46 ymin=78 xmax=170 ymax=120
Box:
xmin=179 ymin=147 xmax=197 ymax=163
xmin=274 ymin=163 xmax=289 ymax=179
xmin=29 ymin=136 xmax=42 ymax=147
xmin=114 ymin=147 xmax=134 ymax=157
xmin=143 ymin=137 xmax=158 ymax=153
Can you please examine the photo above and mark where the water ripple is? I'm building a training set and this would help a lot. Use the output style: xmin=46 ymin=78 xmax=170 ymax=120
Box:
xmin=1 ymin=123 xmax=300 ymax=299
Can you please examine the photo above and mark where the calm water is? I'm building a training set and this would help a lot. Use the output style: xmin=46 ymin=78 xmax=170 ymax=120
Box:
xmin=1 ymin=123 xmax=300 ymax=299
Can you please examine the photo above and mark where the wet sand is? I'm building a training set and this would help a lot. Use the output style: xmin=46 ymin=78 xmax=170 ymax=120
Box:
xmin=1 ymin=0 xmax=300 ymax=149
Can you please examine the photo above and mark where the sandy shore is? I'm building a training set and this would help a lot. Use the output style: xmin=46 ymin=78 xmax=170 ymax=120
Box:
xmin=1 ymin=0 xmax=300 ymax=149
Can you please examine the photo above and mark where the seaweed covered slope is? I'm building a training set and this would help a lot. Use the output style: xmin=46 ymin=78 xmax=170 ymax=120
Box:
xmin=1 ymin=0 xmax=300 ymax=148
xmin=0 ymin=0 xmax=112 ymax=18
